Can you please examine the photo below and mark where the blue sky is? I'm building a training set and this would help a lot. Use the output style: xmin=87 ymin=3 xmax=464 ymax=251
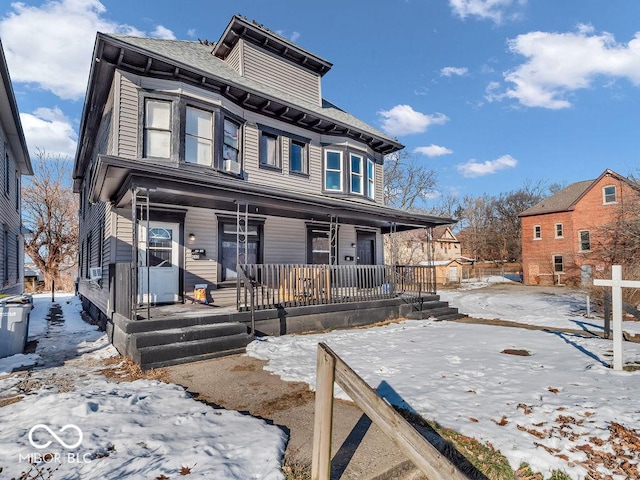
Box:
xmin=2 ymin=0 xmax=640 ymax=206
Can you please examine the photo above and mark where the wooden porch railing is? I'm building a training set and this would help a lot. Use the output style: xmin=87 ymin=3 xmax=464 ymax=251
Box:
xmin=237 ymin=264 xmax=436 ymax=311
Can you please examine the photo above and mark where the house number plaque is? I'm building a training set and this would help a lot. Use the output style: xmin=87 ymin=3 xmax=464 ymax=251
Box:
xmin=191 ymin=249 xmax=206 ymax=260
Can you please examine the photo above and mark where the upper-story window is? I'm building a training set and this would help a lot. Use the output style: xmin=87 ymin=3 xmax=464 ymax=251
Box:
xmin=579 ymin=230 xmax=591 ymax=252
xmin=555 ymin=223 xmax=563 ymax=238
xmin=366 ymin=159 xmax=375 ymax=199
xmin=324 ymin=150 xmax=343 ymax=191
xmin=603 ymin=185 xmax=617 ymax=204
xmin=290 ymin=140 xmax=308 ymax=175
xmin=533 ymin=225 xmax=541 ymax=239
xmin=260 ymin=130 xmax=280 ymax=169
xmin=185 ymin=106 xmax=214 ymax=166
xmin=144 ymin=99 xmax=172 ymax=159
xmin=350 ymin=154 xmax=364 ymax=195
xmin=223 ymin=118 xmax=240 ymax=164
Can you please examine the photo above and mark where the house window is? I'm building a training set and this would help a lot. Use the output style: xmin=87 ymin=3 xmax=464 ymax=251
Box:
xmin=350 ymin=154 xmax=363 ymax=195
xmin=308 ymin=228 xmax=331 ymax=264
xmin=85 ymin=233 xmax=92 ymax=277
xmin=144 ymin=99 xmax=172 ymax=159
xmin=533 ymin=225 xmax=541 ymax=239
xmin=222 ymin=118 xmax=240 ymax=164
xmin=579 ymin=230 xmax=591 ymax=252
xmin=259 ymin=131 xmax=280 ymax=168
xmin=185 ymin=106 xmax=214 ymax=166
xmin=366 ymin=159 xmax=375 ymax=199
xmin=4 ymin=146 xmax=9 ymax=195
xmin=324 ymin=151 xmax=343 ymax=191
xmin=15 ymin=174 xmax=19 ymax=211
xmin=555 ymin=223 xmax=563 ymax=238
xmin=553 ymin=255 xmax=563 ymax=273
xmin=603 ymin=186 xmax=616 ymax=204
xmin=290 ymin=139 xmax=308 ymax=174
xmin=15 ymin=234 xmax=20 ymax=282
xmin=2 ymin=227 xmax=7 ymax=284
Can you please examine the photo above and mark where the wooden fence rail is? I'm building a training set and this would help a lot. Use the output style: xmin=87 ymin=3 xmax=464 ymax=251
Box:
xmin=311 ymin=342 xmax=468 ymax=480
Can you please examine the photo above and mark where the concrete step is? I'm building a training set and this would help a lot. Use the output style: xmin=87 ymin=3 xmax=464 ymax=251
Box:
xmin=137 ymin=332 xmax=251 ymax=369
xmin=133 ymin=323 xmax=248 ymax=348
xmin=405 ymin=306 xmax=460 ymax=320
xmin=142 ymin=346 xmax=247 ymax=370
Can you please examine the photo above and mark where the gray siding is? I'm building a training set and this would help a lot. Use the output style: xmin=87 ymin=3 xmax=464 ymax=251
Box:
xmin=338 ymin=225 xmax=357 ymax=266
xmin=375 ymin=160 xmax=384 ymax=205
xmin=117 ymin=73 xmax=139 ymax=159
xmin=225 ymin=41 xmax=242 ymax=74
xmin=242 ymin=42 xmax=321 ymax=106
xmin=263 ymin=217 xmax=306 ymax=264
xmin=184 ymin=208 xmax=218 ymax=292
xmin=114 ymin=209 xmax=133 ymax=263
xmin=0 ymin=130 xmax=24 ymax=294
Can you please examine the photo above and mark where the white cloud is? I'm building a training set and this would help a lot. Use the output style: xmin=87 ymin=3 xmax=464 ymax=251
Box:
xmin=20 ymin=107 xmax=78 ymax=158
xmin=449 ymin=0 xmax=525 ymax=24
xmin=378 ymin=105 xmax=449 ymax=136
xmin=456 ymin=154 xmax=517 ymax=177
xmin=276 ymin=30 xmax=300 ymax=43
xmin=151 ymin=25 xmax=176 ymax=40
xmin=497 ymin=25 xmax=640 ymax=109
xmin=414 ymin=145 xmax=453 ymax=157
xmin=187 ymin=28 xmax=197 ymax=38
xmin=441 ymin=66 xmax=468 ymax=77
xmin=0 ymin=0 xmax=171 ymax=100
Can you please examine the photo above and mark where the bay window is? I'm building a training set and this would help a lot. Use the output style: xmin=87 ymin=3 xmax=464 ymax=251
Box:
xmin=350 ymin=154 xmax=363 ymax=195
xmin=144 ymin=99 xmax=171 ymax=159
xmin=222 ymin=118 xmax=240 ymax=163
xmin=185 ymin=106 xmax=213 ymax=166
xmin=290 ymin=139 xmax=308 ymax=174
xmin=324 ymin=150 xmax=343 ymax=191
xmin=260 ymin=131 xmax=280 ymax=168
xmin=367 ymin=159 xmax=375 ymax=199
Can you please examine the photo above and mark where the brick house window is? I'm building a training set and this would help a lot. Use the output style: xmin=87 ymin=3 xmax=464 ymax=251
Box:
xmin=603 ymin=186 xmax=617 ymax=204
xmin=553 ymin=255 xmax=563 ymax=272
xmin=579 ymin=230 xmax=591 ymax=252
xmin=555 ymin=223 xmax=563 ymax=238
xmin=533 ymin=225 xmax=541 ymax=240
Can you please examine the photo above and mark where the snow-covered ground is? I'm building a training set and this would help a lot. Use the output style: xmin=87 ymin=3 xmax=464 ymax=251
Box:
xmin=247 ymin=285 xmax=640 ymax=480
xmin=0 ymin=293 xmax=286 ymax=480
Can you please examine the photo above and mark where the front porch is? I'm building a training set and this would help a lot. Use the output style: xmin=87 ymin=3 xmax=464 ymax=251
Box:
xmin=107 ymin=263 xmax=462 ymax=368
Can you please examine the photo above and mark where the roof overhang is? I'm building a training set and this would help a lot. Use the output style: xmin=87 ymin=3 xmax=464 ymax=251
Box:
xmin=213 ymin=15 xmax=332 ymax=76
xmin=0 ymin=40 xmax=32 ymax=175
xmin=74 ymin=33 xmax=402 ymax=181
xmin=91 ymin=155 xmax=453 ymax=233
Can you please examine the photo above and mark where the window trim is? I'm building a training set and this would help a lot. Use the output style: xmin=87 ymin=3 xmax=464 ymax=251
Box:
xmin=4 ymin=143 xmax=9 ymax=196
xmin=15 ymin=172 xmax=19 ymax=211
xmin=350 ymin=153 xmax=364 ymax=195
xmin=553 ymin=254 xmax=564 ymax=273
xmin=578 ymin=229 xmax=591 ymax=252
xmin=289 ymin=139 xmax=309 ymax=176
xmin=259 ymin=129 xmax=282 ymax=171
xmin=366 ymin=159 xmax=375 ymax=199
xmin=324 ymin=149 xmax=344 ymax=192
xmin=555 ymin=223 xmax=563 ymax=239
xmin=184 ymin=105 xmax=215 ymax=167
xmin=603 ymin=185 xmax=617 ymax=204
xmin=533 ymin=225 xmax=541 ymax=240
xmin=143 ymin=98 xmax=173 ymax=160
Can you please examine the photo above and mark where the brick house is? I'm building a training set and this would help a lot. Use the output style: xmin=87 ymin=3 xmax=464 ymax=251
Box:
xmin=519 ymin=169 xmax=640 ymax=286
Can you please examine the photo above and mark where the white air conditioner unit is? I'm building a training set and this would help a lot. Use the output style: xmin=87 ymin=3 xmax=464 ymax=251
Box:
xmin=223 ymin=160 xmax=241 ymax=175
xmin=89 ymin=267 xmax=102 ymax=281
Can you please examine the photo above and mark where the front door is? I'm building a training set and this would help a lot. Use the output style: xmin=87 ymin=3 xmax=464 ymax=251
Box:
xmin=220 ymin=222 xmax=260 ymax=281
xmin=356 ymin=232 xmax=375 ymax=265
xmin=138 ymin=221 xmax=180 ymax=304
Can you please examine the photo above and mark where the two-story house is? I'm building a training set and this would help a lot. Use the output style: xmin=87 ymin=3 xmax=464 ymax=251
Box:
xmin=74 ymin=16 xmax=457 ymax=367
xmin=0 ymin=40 xmax=32 ymax=295
xmin=519 ymin=169 xmax=640 ymax=286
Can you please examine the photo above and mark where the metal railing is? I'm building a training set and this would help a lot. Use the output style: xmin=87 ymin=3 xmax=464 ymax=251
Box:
xmin=236 ymin=264 xmax=436 ymax=311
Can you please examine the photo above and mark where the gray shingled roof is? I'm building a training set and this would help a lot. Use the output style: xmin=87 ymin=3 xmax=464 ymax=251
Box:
xmin=518 ymin=179 xmax=594 ymax=217
xmin=104 ymin=34 xmax=399 ymax=147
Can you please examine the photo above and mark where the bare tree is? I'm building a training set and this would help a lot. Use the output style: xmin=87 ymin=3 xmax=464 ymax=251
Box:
xmin=23 ymin=150 xmax=78 ymax=291
xmin=384 ymin=151 xmax=438 ymax=210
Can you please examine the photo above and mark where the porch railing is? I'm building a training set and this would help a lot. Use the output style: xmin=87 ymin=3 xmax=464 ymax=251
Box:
xmin=110 ymin=263 xmax=133 ymax=320
xmin=236 ymin=264 xmax=436 ymax=311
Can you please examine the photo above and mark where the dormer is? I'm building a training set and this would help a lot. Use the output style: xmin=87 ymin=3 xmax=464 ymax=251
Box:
xmin=212 ymin=16 xmax=332 ymax=107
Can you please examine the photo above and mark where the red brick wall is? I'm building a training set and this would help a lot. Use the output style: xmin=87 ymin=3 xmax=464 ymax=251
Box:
xmin=521 ymin=174 xmax=638 ymax=285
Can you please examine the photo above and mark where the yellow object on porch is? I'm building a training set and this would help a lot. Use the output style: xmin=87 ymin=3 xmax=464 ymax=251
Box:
xmin=193 ymin=284 xmax=208 ymax=304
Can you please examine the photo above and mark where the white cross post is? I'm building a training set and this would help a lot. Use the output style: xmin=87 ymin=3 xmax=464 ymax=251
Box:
xmin=593 ymin=265 xmax=640 ymax=371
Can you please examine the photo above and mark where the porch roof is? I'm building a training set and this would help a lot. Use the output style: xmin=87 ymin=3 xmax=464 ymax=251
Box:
xmin=92 ymin=155 xmax=454 ymax=233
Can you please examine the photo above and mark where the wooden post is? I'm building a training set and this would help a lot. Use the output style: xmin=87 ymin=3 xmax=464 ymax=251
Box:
xmin=311 ymin=344 xmax=336 ymax=480
xmin=594 ymin=266 xmax=640 ymax=371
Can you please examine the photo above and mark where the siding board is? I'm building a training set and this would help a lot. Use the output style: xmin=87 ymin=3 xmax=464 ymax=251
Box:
xmin=117 ymin=73 xmax=139 ymax=159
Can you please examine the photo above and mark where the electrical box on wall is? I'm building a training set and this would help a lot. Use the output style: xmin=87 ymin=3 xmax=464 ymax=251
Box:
xmin=344 ymin=255 xmax=354 ymax=262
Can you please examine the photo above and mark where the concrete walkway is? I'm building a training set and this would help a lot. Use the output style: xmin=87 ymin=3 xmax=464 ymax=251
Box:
xmin=163 ymin=354 xmax=425 ymax=480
